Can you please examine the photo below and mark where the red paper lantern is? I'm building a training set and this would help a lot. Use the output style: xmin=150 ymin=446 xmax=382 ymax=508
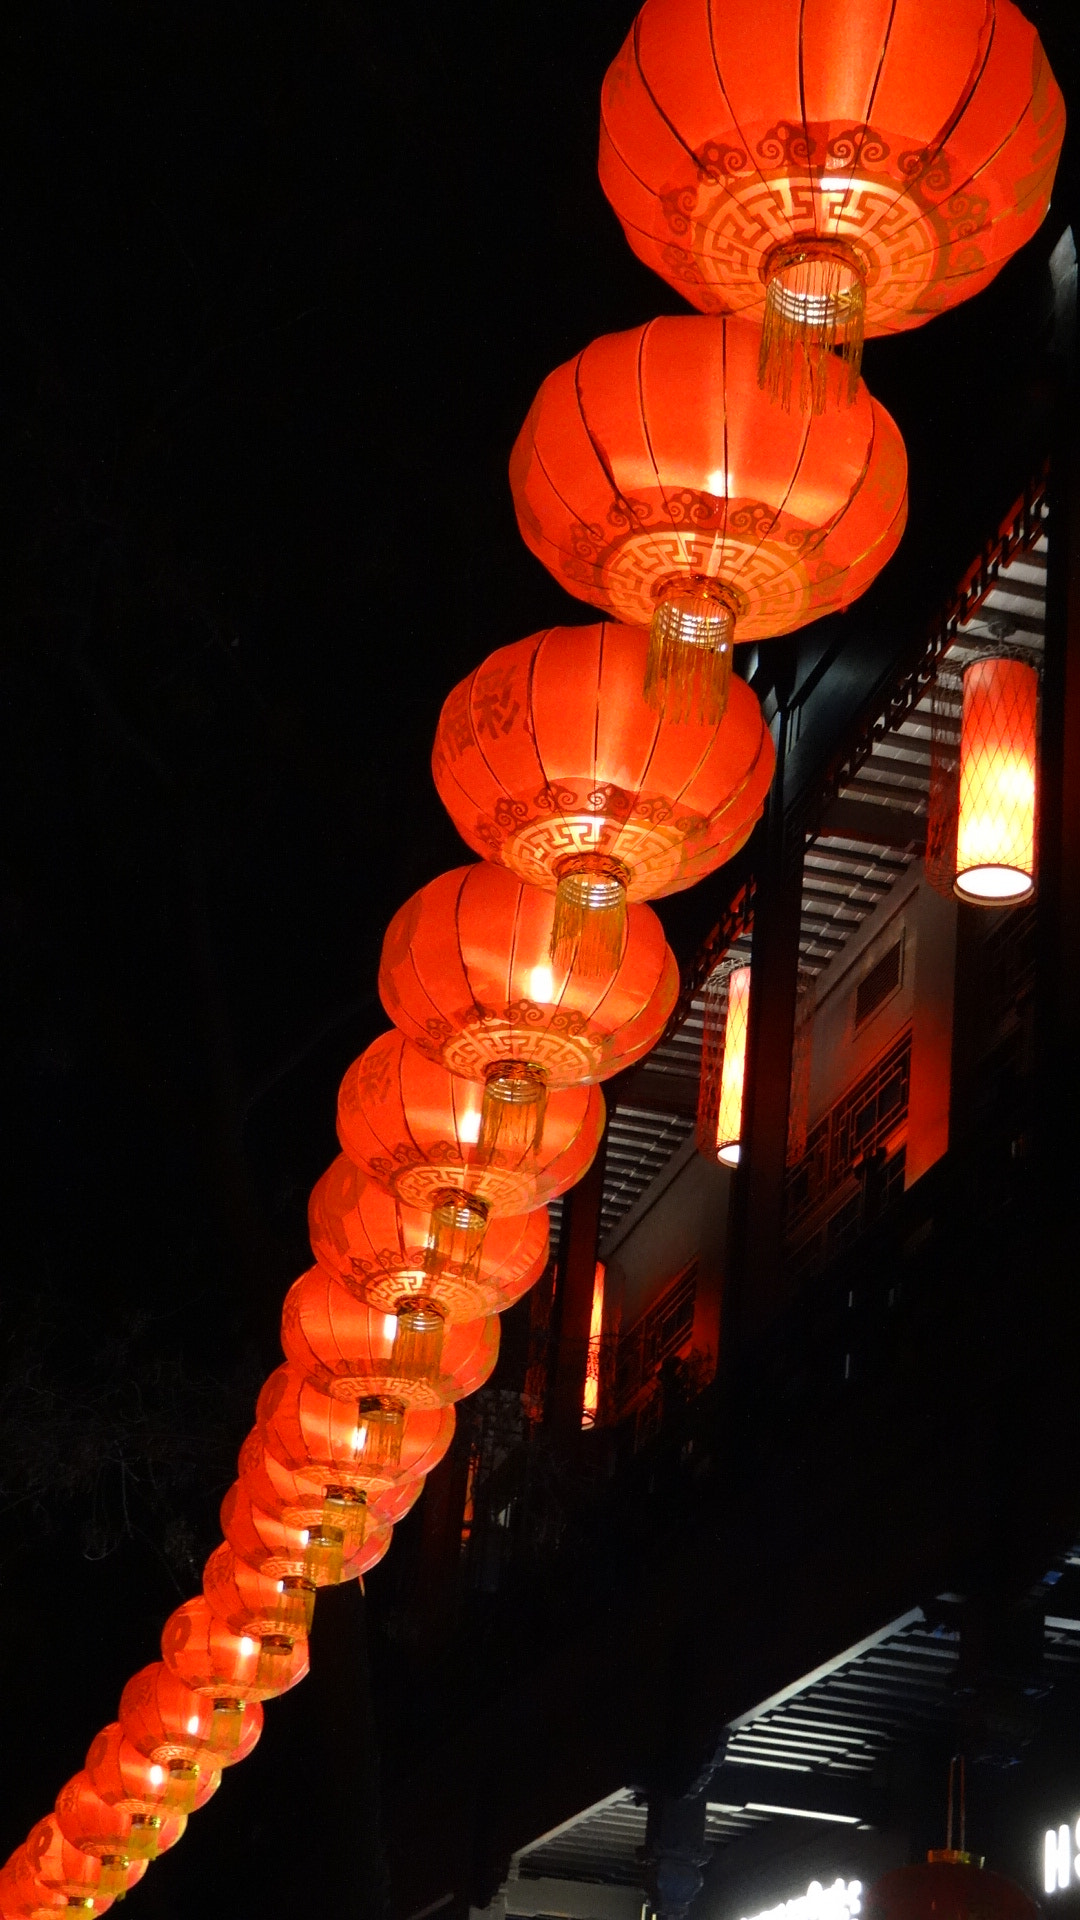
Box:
xmin=237 ymin=1423 xmax=422 ymax=1553
xmin=281 ymin=1264 xmax=500 ymax=1414
xmin=599 ymin=0 xmax=1063 ymax=407
xmin=309 ymin=1155 xmax=549 ymax=1323
xmin=161 ymin=1595 xmax=309 ymax=1710
xmin=85 ymin=1722 xmax=220 ymax=1822
xmin=378 ymin=865 xmax=678 ymax=1146
xmin=338 ymin=1031 xmax=604 ymax=1219
xmin=220 ymin=1478 xmax=393 ymax=1587
xmin=867 ymin=1855 xmax=1040 ymax=1920
xmin=433 ymin=621 xmax=774 ymax=950
xmin=55 ymin=1774 xmax=184 ymax=1869
xmin=23 ymin=1819 xmax=145 ymax=1906
xmin=119 ymin=1662 xmax=262 ymax=1772
xmin=510 ymin=315 xmax=906 ymax=718
xmin=257 ymin=1362 xmax=456 ymax=1505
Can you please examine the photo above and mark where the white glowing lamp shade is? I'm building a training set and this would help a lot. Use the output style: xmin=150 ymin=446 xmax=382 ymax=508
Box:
xmin=954 ymin=656 xmax=1038 ymax=904
xmin=715 ymin=967 xmax=751 ymax=1167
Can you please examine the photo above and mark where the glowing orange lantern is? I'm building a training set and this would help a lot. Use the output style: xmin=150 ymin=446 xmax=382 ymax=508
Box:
xmin=22 ymin=1819 xmax=145 ymax=1908
xmin=257 ymin=1362 xmax=456 ymax=1510
xmin=337 ymin=1030 xmax=605 ymax=1219
xmin=85 ymin=1722 xmax=220 ymax=1823
xmin=280 ymin=1264 xmax=500 ymax=1415
xmin=433 ymin=621 xmax=773 ymax=955
xmin=55 ymin=1774 xmax=184 ymax=1871
xmin=161 ymin=1595 xmax=309 ymax=1717
xmin=697 ymin=964 xmax=750 ymax=1166
xmin=309 ymin=1155 xmax=549 ymax=1323
xmin=220 ymin=1477 xmax=393 ymax=1589
xmin=599 ymin=0 xmax=1063 ymax=409
xmin=379 ymin=865 xmax=677 ymax=1146
xmin=510 ymin=316 xmax=906 ymax=718
xmin=119 ymin=1662 xmax=262 ymax=1772
xmin=954 ymin=656 xmax=1038 ymax=904
xmin=237 ymin=1423 xmax=421 ymax=1561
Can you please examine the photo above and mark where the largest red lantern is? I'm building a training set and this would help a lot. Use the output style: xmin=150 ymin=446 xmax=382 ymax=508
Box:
xmin=338 ymin=1030 xmax=605 ymax=1220
xmin=379 ymin=863 xmax=678 ymax=1141
xmin=599 ymin=0 xmax=1063 ymax=409
xmin=309 ymin=1155 xmax=549 ymax=1323
xmin=510 ymin=315 xmax=907 ymax=720
xmin=433 ymin=621 xmax=774 ymax=953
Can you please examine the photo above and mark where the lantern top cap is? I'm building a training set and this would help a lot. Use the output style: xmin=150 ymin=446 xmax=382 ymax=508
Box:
xmin=926 ymin=1851 xmax=985 ymax=1870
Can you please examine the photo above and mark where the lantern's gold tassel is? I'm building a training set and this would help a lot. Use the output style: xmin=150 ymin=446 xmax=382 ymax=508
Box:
xmin=426 ymin=1190 xmax=490 ymax=1278
xmin=478 ymin=1062 xmax=548 ymax=1159
xmin=550 ymin=854 xmax=628 ymax=978
xmin=645 ymin=578 xmax=736 ymax=725
xmin=759 ymin=236 xmax=866 ymax=414
xmin=390 ymin=1299 xmax=446 ymax=1384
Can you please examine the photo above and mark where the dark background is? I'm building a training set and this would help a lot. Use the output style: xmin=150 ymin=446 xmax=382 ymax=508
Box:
xmin=4 ymin=3 xmax=1080 ymax=1912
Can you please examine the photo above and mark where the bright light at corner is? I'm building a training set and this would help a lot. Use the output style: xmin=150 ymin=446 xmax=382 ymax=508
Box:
xmin=738 ymin=1878 xmax=863 ymax=1920
xmin=529 ymin=964 xmax=554 ymax=1004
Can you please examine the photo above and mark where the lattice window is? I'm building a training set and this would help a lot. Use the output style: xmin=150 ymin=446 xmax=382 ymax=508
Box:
xmin=613 ymin=1263 xmax=698 ymax=1418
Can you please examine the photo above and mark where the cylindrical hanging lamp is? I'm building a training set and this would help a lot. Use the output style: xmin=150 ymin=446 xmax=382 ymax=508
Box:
xmin=954 ymin=655 xmax=1038 ymax=905
xmin=697 ymin=964 xmax=751 ymax=1167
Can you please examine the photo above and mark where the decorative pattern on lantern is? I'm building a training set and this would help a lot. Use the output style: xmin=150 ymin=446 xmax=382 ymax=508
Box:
xmin=257 ymin=1363 xmax=456 ymax=1509
xmin=55 ymin=1773 xmax=185 ymax=1871
xmin=161 ymin=1594 xmax=309 ymax=1715
xmin=86 ymin=1721 xmax=220 ymax=1823
xmin=379 ymin=864 xmax=678 ymax=1154
xmin=433 ymin=621 xmax=774 ymax=955
xmin=696 ymin=964 xmax=750 ymax=1167
xmin=309 ymin=1155 xmax=549 ymax=1323
xmin=22 ymin=1817 xmax=147 ymax=1906
xmin=337 ymin=1030 xmax=605 ymax=1219
xmin=509 ymin=316 xmax=907 ymax=719
xmin=280 ymin=1264 xmax=500 ymax=1419
xmin=119 ymin=1662 xmax=262 ymax=1772
xmin=598 ymin=0 xmax=1063 ymax=407
xmin=867 ymin=1854 xmax=1040 ymax=1920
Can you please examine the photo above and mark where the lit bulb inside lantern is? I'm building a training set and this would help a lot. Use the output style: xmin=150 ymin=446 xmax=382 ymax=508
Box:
xmin=239 ymin=1636 xmax=257 ymax=1657
xmin=382 ymin=1312 xmax=398 ymax=1346
xmin=353 ymin=1422 xmax=368 ymax=1454
xmin=186 ymin=1716 xmax=200 ymax=1736
xmin=149 ymin=1766 xmax=165 ymax=1788
xmin=529 ymin=964 xmax=554 ymax=1004
xmin=706 ymin=468 xmax=728 ymax=496
xmin=458 ymin=1105 xmax=481 ymax=1145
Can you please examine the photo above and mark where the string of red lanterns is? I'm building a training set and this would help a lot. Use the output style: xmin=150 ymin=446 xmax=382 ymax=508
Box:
xmin=2 ymin=0 xmax=1059 ymax=1907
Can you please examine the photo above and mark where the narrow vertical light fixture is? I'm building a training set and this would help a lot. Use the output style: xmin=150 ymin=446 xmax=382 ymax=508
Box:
xmin=954 ymin=656 xmax=1038 ymax=904
xmin=582 ymin=1261 xmax=605 ymax=1429
xmin=715 ymin=966 xmax=751 ymax=1167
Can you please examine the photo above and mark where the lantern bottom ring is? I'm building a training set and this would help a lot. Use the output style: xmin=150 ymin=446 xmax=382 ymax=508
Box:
xmin=953 ymin=865 xmax=1035 ymax=905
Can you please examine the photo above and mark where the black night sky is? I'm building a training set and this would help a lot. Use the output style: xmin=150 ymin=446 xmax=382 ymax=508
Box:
xmin=5 ymin=3 xmax=1080 ymax=1914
